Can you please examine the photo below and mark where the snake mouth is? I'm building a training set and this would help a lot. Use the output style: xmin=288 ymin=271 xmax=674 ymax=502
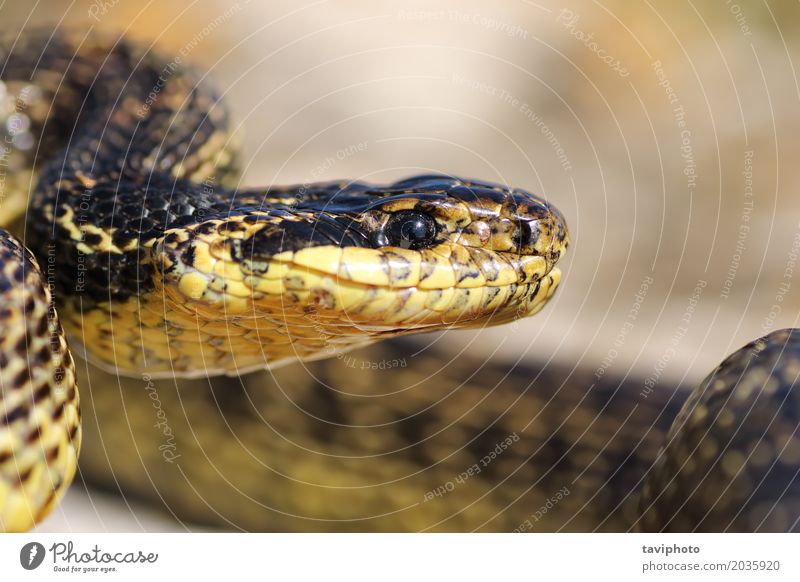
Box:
xmin=234 ymin=244 xmax=564 ymax=332
xmin=153 ymin=237 xmax=564 ymax=347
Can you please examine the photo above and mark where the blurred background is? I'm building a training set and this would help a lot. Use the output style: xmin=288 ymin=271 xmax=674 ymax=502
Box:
xmin=2 ymin=0 xmax=798 ymax=530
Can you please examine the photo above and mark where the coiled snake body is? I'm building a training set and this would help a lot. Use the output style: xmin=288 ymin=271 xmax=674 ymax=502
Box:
xmin=0 ymin=30 xmax=798 ymax=532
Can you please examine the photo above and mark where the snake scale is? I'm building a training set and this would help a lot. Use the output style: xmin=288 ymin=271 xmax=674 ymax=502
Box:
xmin=0 ymin=29 xmax=798 ymax=532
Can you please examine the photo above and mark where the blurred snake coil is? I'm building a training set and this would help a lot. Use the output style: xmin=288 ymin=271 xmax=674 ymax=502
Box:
xmin=0 ymin=29 xmax=798 ymax=532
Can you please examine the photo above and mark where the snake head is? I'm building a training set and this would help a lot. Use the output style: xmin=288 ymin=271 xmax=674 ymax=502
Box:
xmin=150 ymin=175 xmax=569 ymax=373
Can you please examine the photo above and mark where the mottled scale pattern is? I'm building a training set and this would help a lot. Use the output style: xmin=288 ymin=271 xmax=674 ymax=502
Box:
xmin=78 ymin=338 xmax=682 ymax=532
xmin=76 ymin=333 xmax=800 ymax=532
xmin=0 ymin=230 xmax=79 ymax=531
xmin=639 ymin=329 xmax=800 ymax=532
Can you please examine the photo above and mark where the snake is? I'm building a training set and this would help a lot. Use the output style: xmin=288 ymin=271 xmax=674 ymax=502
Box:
xmin=0 ymin=29 xmax=798 ymax=533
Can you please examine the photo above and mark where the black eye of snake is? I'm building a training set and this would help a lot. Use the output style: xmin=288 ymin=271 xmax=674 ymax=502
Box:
xmin=384 ymin=211 xmax=438 ymax=250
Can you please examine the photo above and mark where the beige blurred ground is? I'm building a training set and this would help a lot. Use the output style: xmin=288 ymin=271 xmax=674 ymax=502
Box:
xmin=0 ymin=0 xmax=796 ymax=530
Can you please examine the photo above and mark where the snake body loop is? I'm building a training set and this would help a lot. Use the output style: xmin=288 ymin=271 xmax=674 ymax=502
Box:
xmin=0 ymin=30 xmax=798 ymax=532
xmin=0 ymin=230 xmax=79 ymax=531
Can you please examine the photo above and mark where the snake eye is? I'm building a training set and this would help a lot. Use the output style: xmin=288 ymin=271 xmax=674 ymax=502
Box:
xmin=384 ymin=211 xmax=438 ymax=250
